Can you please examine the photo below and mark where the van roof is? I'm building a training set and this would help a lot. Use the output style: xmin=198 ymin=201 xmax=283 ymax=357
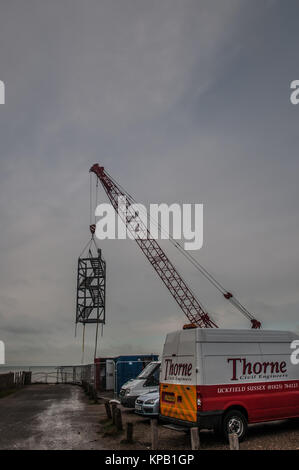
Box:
xmin=171 ymin=328 xmax=298 ymax=343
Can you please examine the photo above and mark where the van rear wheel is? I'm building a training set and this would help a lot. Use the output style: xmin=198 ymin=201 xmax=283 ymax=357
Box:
xmin=223 ymin=410 xmax=247 ymax=442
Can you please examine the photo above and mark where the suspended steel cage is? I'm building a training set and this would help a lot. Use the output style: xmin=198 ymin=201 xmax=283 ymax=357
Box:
xmin=76 ymin=245 xmax=106 ymax=326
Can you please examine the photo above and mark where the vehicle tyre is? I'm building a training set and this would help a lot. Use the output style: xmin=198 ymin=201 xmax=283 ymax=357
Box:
xmin=222 ymin=409 xmax=247 ymax=442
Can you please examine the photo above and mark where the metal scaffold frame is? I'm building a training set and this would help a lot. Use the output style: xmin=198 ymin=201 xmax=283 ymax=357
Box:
xmin=76 ymin=248 xmax=106 ymax=326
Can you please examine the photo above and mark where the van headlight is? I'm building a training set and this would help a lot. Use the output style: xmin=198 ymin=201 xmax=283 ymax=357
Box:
xmin=145 ymin=399 xmax=155 ymax=404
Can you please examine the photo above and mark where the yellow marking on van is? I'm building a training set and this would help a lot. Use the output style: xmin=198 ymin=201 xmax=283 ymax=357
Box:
xmin=160 ymin=383 xmax=197 ymax=422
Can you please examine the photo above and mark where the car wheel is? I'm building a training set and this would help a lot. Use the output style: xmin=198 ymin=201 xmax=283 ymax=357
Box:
xmin=223 ymin=409 xmax=247 ymax=442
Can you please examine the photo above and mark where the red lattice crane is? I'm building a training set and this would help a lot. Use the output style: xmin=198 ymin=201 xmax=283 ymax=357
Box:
xmin=90 ymin=164 xmax=261 ymax=329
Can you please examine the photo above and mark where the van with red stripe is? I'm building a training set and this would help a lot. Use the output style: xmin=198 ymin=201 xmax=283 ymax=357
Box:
xmin=160 ymin=328 xmax=299 ymax=441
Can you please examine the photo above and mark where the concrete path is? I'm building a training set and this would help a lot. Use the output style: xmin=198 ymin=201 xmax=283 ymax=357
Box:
xmin=0 ymin=384 xmax=103 ymax=450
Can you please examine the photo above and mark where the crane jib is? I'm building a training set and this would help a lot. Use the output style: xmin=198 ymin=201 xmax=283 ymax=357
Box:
xmin=89 ymin=163 xmax=261 ymax=329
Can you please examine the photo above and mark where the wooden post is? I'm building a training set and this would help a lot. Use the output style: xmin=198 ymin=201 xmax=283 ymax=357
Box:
xmin=114 ymin=407 xmax=123 ymax=431
xmin=111 ymin=403 xmax=117 ymax=424
xmin=229 ymin=433 xmax=239 ymax=450
xmin=126 ymin=422 xmax=134 ymax=443
xmin=94 ymin=388 xmax=98 ymax=403
xmin=190 ymin=427 xmax=200 ymax=450
xmin=104 ymin=401 xmax=112 ymax=419
xmin=151 ymin=419 xmax=158 ymax=450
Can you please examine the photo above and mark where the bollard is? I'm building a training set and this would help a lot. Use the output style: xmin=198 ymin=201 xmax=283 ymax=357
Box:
xmin=114 ymin=407 xmax=123 ymax=431
xmin=151 ymin=419 xmax=158 ymax=450
xmin=93 ymin=387 xmax=98 ymax=404
xmin=111 ymin=403 xmax=117 ymax=424
xmin=229 ymin=432 xmax=239 ymax=450
xmin=126 ymin=422 xmax=134 ymax=443
xmin=104 ymin=401 xmax=112 ymax=419
xmin=190 ymin=427 xmax=200 ymax=450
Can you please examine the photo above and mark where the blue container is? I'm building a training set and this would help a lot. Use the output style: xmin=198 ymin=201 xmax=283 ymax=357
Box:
xmin=115 ymin=354 xmax=158 ymax=394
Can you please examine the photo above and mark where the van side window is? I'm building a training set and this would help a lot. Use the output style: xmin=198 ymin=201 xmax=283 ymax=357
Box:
xmin=152 ymin=367 xmax=160 ymax=385
xmin=146 ymin=366 xmax=160 ymax=386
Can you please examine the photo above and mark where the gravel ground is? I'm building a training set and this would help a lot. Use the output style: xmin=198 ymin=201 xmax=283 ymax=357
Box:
xmin=97 ymin=398 xmax=299 ymax=450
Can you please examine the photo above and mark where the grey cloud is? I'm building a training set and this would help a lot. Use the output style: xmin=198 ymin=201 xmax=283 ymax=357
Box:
xmin=0 ymin=0 xmax=298 ymax=365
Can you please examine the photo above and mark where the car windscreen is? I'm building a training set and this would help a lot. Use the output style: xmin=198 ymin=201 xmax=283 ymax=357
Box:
xmin=137 ymin=362 xmax=159 ymax=379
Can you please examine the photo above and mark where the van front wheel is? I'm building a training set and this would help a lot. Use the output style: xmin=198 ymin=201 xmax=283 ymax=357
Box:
xmin=223 ymin=410 xmax=247 ymax=442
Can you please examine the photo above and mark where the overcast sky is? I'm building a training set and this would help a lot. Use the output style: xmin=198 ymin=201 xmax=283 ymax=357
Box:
xmin=0 ymin=0 xmax=299 ymax=365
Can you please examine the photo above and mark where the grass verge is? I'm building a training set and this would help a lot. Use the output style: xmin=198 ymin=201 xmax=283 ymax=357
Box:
xmin=0 ymin=388 xmax=17 ymax=399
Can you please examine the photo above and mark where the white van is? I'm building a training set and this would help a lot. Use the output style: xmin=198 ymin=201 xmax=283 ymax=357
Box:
xmin=120 ymin=361 xmax=161 ymax=407
xmin=160 ymin=328 xmax=299 ymax=440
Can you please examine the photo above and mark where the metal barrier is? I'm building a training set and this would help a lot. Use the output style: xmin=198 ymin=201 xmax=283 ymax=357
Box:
xmin=31 ymin=371 xmax=58 ymax=384
xmin=30 ymin=359 xmax=156 ymax=397
xmin=1 ymin=366 xmax=95 ymax=387
xmin=0 ymin=371 xmax=32 ymax=391
xmin=55 ymin=365 xmax=95 ymax=386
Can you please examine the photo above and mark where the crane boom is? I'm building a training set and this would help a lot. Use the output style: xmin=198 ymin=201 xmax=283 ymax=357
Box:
xmin=90 ymin=164 xmax=217 ymax=328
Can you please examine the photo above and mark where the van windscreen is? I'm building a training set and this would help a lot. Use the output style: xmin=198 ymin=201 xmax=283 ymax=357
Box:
xmin=137 ymin=362 xmax=159 ymax=379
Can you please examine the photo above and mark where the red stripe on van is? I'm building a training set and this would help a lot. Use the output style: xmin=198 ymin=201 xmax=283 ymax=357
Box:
xmin=198 ymin=380 xmax=299 ymax=422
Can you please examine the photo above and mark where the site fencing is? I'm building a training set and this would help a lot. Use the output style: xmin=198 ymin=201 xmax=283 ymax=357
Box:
xmin=56 ymin=360 xmax=150 ymax=397
xmin=0 ymin=367 xmax=93 ymax=387
xmin=26 ymin=365 xmax=93 ymax=385
xmin=56 ymin=364 xmax=95 ymax=386
xmin=7 ymin=358 xmax=156 ymax=398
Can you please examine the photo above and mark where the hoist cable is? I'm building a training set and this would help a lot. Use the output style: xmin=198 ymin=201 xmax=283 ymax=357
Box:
xmin=94 ymin=321 xmax=99 ymax=359
xmin=81 ymin=323 xmax=85 ymax=365
xmin=89 ymin=172 xmax=93 ymax=226
xmin=79 ymin=238 xmax=93 ymax=258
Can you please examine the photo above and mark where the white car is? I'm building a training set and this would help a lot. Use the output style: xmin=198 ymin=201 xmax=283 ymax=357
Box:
xmin=135 ymin=391 xmax=160 ymax=417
